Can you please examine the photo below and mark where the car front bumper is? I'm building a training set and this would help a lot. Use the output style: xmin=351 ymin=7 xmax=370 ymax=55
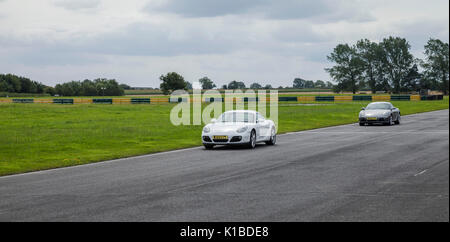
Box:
xmin=202 ymin=132 xmax=251 ymax=145
xmin=359 ymin=117 xmax=390 ymax=124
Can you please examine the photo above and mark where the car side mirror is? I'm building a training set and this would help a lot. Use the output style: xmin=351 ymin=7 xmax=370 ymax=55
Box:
xmin=361 ymin=107 xmax=365 ymax=110
xmin=211 ymin=118 xmax=217 ymax=123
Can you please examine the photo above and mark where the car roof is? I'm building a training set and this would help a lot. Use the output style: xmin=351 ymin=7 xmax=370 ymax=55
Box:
xmin=223 ymin=110 xmax=258 ymax=114
xmin=369 ymin=102 xmax=392 ymax=105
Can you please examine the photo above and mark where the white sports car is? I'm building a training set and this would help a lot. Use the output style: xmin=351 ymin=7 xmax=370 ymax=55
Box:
xmin=202 ymin=110 xmax=277 ymax=149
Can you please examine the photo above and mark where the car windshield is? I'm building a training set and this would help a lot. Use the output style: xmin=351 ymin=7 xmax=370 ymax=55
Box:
xmin=366 ymin=103 xmax=391 ymax=110
xmin=219 ymin=112 xmax=255 ymax=123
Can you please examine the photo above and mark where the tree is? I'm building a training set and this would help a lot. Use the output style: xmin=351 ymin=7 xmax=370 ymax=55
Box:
xmin=356 ymin=39 xmax=385 ymax=94
xmin=401 ymin=64 xmax=422 ymax=92
xmin=119 ymin=84 xmax=131 ymax=90
xmin=293 ymin=78 xmax=306 ymax=88
xmin=159 ymin=72 xmax=187 ymax=95
xmin=380 ymin=37 xmax=414 ymax=94
xmin=198 ymin=76 xmax=216 ymax=89
xmin=185 ymin=81 xmax=193 ymax=90
xmin=81 ymin=79 xmax=97 ymax=96
xmin=422 ymin=39 xmax=449 ymax=95
xmin=53 ymin=78 xmax=124 ymax=96
xmin=44 ymin=86 xmax=55 ymax=96
xmin=264 ymin=84 xmax=273 ymax=89
xmin=304 ymin=80 xmax=315 ymax=88
xmin=325 ymin=81 xmax=334 ymax=89
xmin=97 ymin=78 xmax=124 ymax=96
xmin=250 ymin=82 xmax=262 ymax=89
xmin=221 ymin=84 xmax=228 ymax=89
xmin=314 ymin=80 xmax=326 ymax=88
xmin=0 ymin=74 xmax=49 ymax=94
xmin=227 ymin=80 xmax=246 ymax=89
xmin=325 ymin=43 xmax=365 ymax=94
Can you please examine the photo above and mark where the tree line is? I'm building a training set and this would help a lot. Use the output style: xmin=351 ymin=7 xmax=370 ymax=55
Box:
xmin=292 ymin=78 xmax=334 ymax=89
xmin=0 ymin=74 xmax=50 ymax=94
xmin=54 ymin=79 xmax=124 ymax=96
xmin=326 ymin=37 xmax=449 ymax=94
xmin=0 ymin=74 xmax=126 ymax=96
xmin=159 ymin=73 xmax=332 ymax=94
xmin=159 ymin=73 xmax=278 ymax=95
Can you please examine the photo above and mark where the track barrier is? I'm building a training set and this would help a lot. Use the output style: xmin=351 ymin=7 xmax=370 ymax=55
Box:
xmin=315 ymin=96 xmax=334 ymax=102
xmin=13 ymin=99 xmax=34 ymax=103
xmin=53 ymin=99 xmax=74 ymax=104
xmin=353 ymin=96 xmax=372 ymax=101
xmin=93 ymin=98 xmax=113 ymax=104
xmin=0 ymin=95 xmax=445 ymax=105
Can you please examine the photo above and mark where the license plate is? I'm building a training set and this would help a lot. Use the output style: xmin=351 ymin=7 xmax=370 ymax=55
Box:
xmin=213 ymin=136 xmax=228 ymax=140
xmin=367 ymin=117 xmax=377 ymax=121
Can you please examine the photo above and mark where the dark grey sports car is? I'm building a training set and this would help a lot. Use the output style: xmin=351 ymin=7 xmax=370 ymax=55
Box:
xmin=359 ymin=102 xmax=401 ymax=126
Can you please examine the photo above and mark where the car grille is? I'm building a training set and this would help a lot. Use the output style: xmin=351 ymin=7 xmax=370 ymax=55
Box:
xmin=360 ymin=117 xmax=389 ymax=122
xmin=213 ymin=138 xmax=228 ymax=142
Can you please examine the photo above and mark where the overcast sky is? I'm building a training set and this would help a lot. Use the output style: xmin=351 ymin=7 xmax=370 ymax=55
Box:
xmin=0 ymin=0 xmax=448 ymax=88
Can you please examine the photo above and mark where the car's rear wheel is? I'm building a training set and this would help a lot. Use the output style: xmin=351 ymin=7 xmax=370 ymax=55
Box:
xmin=204 ymin=144 xmax=214 ymax=149
xmin=265 ymin=128 xmax=276 ymax=145
xmin=248 ymin=130 xmax=256 ymax=149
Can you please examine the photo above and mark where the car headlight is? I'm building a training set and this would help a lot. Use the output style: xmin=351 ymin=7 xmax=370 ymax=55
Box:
xmin=236 ymin=126 xmax=248 ymax=133
xmin=383 ymin=111 xmax=390 ymax=117
xmin=203 ymin=126 xmax=210 ymax=133
xmin=359 ymin=112 xmax=365 ymax=117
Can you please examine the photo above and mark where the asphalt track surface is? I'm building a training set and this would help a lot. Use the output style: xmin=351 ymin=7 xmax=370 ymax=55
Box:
xmin=0 ymin=110 xmax=448 ymax=221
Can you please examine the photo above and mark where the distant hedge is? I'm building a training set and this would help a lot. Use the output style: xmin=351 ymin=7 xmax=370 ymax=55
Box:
xmin=0 ymin=74 xmax=50 ymax=94
xmin=54 ymin=78 xmax=124 ymax=96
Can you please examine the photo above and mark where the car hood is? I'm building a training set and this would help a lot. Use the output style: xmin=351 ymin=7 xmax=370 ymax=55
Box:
xmin=207 ymin=122 xmax=250 ymax=132
xmin=361 ymin=109 xmax=391 ymax=116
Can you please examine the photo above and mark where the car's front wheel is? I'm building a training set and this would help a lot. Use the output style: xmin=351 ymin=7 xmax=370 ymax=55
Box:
xmin=265 ymin=128 xmax=276 ymax=145
xmin=248 ymin=130 xmax=256 ymax=149
xmin=394 ymin=115 xmax=401 ymax=125
xmin=385 ymin=115 xmax=393 ymax=126
xmin=204 ymin=144 xmax=214 ymax=150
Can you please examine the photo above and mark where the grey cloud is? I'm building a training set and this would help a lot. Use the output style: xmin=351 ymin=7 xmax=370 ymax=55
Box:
xmin=0 ymin=19 xmax=331 ymax=68
xmin=53 ymin=0 xmax=100 ymax=10
xmin=146 ymin=0 xmax=374 ymax=22
xmin=70 ymin=21 xmax=324 ymax=57
xmin=0 ymin=22 xmax=241 ymax=66
xmin=394 ymin=20 xmax=449 ymax=45
xmin=147 ymin=0 xmax=261 ymax=18
xmin=84 ymin=23 xmax=241 ymax=56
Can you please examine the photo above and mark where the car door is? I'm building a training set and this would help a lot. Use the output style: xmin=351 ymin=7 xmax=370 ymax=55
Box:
xmin=390 ymin=104 xmax=400 ymax=120
xmin=394 ymin=107 xmax=400 ymax=120
xmin=245 ymin=112 xmax=260 ymax=140
xmin=257 ymin=113 xmax=271 ymax=141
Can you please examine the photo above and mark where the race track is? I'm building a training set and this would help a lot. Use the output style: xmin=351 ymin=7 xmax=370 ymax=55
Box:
xmin=0 ymin=110 xmax=448 ymax=221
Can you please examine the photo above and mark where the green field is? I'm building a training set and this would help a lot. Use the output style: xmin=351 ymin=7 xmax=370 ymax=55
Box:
xmin=0 ymin=97 xmax=448 ymax=176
